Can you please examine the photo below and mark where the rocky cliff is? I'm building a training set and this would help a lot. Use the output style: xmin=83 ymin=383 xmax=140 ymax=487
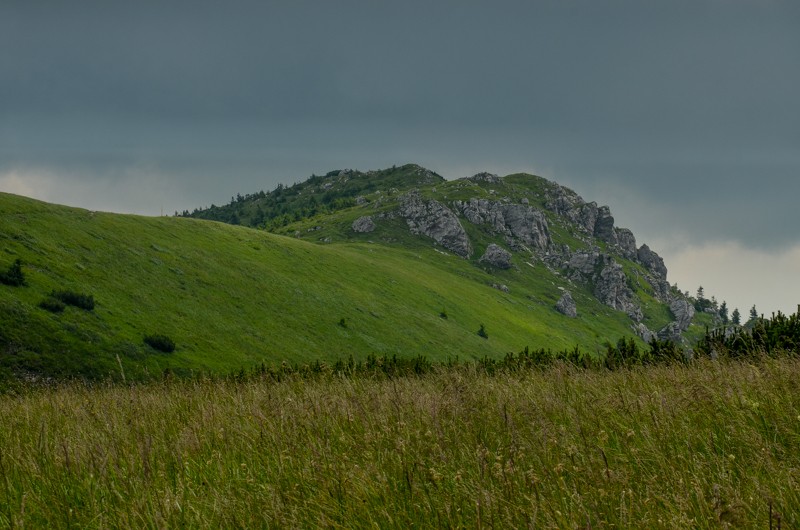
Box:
xmin=387 ymin=173 xmax=694 ymax=343
xmin=187 ymin=164 xmax=700 ymax=344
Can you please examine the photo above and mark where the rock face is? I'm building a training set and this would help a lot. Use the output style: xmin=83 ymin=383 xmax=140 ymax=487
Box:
xmin=351 ymin=216 xmax=375 ymax=233
xmin=399 ymin=191 xmax=472 ymax=258
xmin=637 ymin=244 xmax=667 ymax=280
xmin=561 ymin=251 xmax=642 ymax=321
xmin=633 ymin=322 xmax=656 ymax=343
xmin=578 ymin=203 xmax=599 ymax=234
xmin=454 ymin=199 xmax=551 ymax=250
xmin=480 ymin=243 xmax=513 ymax=269
xmin=595 ymin=261 xmax=643 ymax=322
xmin=657 ymin=322 xmax=684 ymax=343
xmin=669 ymin=298 xmax=695 ymax=331
xmin=593 ymin=206 xmax=616 ymax=244
xmin=615 ymin=228 xmax=637 ymax=260
xmin=555 ymin=291 xmax=577 ymax=318
xmin=388 ymin=171 xmax=695 ymax=342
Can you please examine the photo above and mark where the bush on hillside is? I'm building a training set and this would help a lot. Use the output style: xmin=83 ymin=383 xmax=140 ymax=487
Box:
xmin=144 ymin=334 xmax=176 ymax=353
xmin=0 ymin=259 xmax=26 ymax=286
xmin=477 ymin=323 xmax=488 ymax=339
xmin=38 ymin=298 xmax=66 ymax=313
xmin=50 ymin=290 xmax=95 ymax=311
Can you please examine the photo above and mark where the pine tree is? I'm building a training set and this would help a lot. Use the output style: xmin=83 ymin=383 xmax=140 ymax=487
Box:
xmin=749 ymin=305 xmax=759 ymax=322
xmin=0 ymin=259 xmax=26 ymax=286
xmin=719 ymin=301 xmax=729 ymax=324
xmin=731 ymin=308 xmax=741 ymax=325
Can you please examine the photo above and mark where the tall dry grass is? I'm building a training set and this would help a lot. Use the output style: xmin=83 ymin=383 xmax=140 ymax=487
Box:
xmin=0 ymin=357 xmax=798 ymax=528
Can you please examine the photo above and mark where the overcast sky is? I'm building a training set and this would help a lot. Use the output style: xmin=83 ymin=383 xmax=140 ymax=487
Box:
xmin=2 ymin=0 xmax=799 ymax=316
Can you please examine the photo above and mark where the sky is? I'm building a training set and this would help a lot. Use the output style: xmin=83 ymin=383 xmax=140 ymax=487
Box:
xmin=2 ymin=0 xmax=799 ymax=316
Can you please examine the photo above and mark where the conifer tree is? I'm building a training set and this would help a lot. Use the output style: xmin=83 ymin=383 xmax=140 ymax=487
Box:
xmin=732 ymin=308 xmax=741 ymax=325
xmin=719 ymin=301 xmax=729 ymax=324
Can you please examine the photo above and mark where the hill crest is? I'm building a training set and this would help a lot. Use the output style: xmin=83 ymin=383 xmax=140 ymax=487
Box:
xmin=0 ymin=166 xmax=720 ymax=381
xmin=185 ymin=164 xmax=705 ymax=344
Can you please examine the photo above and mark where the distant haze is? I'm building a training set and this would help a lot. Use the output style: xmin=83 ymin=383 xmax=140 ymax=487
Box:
xmin=2 ymin=1 xmax=799 ymax=316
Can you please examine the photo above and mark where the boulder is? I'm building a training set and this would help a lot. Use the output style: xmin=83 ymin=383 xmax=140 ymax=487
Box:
xmin=351 ymin=216 xmax=375 ymax=233
xmin=669 ymin=298 xmax=695 ymax=331
xmin=633 ymin=322 xmax=656 ymax=343
xmin=399 ymin=192 xmax=472 ymax=258
xmin=492 ymin=283 xmax=510 ymax=293
xmin=480 ymin=243 xmax=513 ymax=269
xmin=555 ymin=291 xmax=577 ymax=318
xmin=657 ymin=322 xmax=683 ymax=343
xmin=637 ymin=244 xmax=668 ymax=280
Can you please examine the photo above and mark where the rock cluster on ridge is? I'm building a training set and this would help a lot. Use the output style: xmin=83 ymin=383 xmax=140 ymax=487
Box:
xmin=186 ymin=164 xmax=699 ymax=344
xmin=398 ymin=191 xmax=472 ymax=258
xmin=453 ymin=199 xmax=551 ymax=251
xmin=386 ymin=172 xmax=693 ymax=340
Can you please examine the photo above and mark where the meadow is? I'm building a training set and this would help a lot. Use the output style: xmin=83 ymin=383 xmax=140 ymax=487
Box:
xmin=1 ymin=356 xmax=797 ymax=528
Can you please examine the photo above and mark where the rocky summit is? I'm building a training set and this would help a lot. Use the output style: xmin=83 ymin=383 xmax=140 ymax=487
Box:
xmin=187 ymin=163 xmax=709 ymax=345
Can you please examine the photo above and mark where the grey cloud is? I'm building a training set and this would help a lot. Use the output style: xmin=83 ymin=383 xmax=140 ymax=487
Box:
xmin=1 ymin=0 xmax=799 ymax=252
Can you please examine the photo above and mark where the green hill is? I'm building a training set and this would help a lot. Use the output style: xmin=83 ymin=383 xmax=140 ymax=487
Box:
xmin=0 ymin=167 xmax=713 ymax=381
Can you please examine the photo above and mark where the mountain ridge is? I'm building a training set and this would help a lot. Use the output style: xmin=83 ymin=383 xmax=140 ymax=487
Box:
xmin=0 ymin=165 xmax=717 ymax=381
xmin=185 ymin=164 xmax=707 ymax=344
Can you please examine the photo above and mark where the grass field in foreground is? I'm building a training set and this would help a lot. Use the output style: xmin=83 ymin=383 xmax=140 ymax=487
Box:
xmin=1 ymin=357 xmax=798 ymax=528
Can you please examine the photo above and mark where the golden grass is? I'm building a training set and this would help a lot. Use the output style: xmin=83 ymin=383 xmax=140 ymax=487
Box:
xmin=1 ymin=357 xmax=798 ymax=528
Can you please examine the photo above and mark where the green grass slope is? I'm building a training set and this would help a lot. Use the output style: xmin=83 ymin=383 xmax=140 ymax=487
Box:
xmin=1 ymin=192 xmax=638 ymax=381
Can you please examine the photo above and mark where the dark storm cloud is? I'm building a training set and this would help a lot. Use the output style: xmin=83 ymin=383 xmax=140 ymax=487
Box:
xmin=2 ymin=0 xmax=799 ymax=249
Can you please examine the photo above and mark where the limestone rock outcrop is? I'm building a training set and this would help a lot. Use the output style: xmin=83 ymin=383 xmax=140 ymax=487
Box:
xmin=633 ymin=323 xmax=656 ymax=343
xmin=560 ymin=250 xmax=642 ymax=322
xmin=669 ymin=298 xmax=695 ymax=331
xmin=594 ymin=261 xmax=643 ymax=322
xmin=480 ymin=243 xmax=513 ymax=269
xmin=555 ymin=291 xmax=578 ymax=318
xmin=351 ymin=216 xmax=375 ymax=233
xmin=399 ymin=191 xmax=472 ymax=258
xmin=461 ymin=172 xmax=502 ymax=184
xmin=637 ymin=244 xmax=667 ymax=280
xmin=453 ymin=198 xmax=551 ymax=250
xmin=615 ymin=228 xmax=637 ymax=260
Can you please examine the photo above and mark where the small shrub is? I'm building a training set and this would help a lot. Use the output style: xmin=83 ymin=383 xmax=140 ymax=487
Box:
xmin=439 ymin=309 xmax=448 ymax=319
xmin=144 ymin=334 xmax=176 ymax=353
xmin=38 ymin=298 xmax=66 ymax=313
xmin=0 ymin=259 xmax=26 ymax=286
xmin=477 ymin=323 xmax=488 ymax=339
xmin=50 ymin=290 xmax=95 ymax=311
xmin=338 ymin=317 xmax=348 ymax=328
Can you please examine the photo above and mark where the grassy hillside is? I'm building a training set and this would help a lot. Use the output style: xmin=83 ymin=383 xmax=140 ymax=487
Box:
xmin=1 ymin=357 xmax=797 ymax=527
xmin=1 ymin=192 xmax=639 ymax=381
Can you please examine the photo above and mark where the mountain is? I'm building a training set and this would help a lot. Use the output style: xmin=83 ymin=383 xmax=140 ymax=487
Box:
xmin=187 ymin=163 xmax=714 ymax=339
xmin=0 ymin=165 xmax=714 ymax=381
